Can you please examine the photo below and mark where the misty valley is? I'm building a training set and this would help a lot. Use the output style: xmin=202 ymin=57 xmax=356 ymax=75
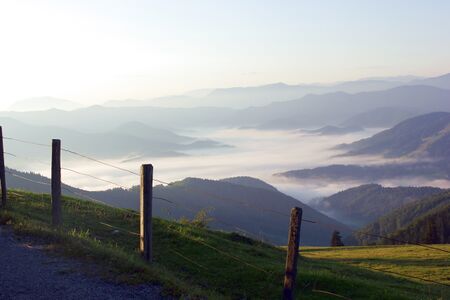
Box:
xmin=2 ymin=3 xmax=450 ymax=299
xmin=3 ymin=73 xmax=450 ymax=249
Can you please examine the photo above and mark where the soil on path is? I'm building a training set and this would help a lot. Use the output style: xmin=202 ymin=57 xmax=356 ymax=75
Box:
xmin=0 ymin=226 xmax=165 ymax=300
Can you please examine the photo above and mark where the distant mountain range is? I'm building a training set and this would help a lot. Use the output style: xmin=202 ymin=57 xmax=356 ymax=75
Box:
xmin=103 ymin=80 xmax=405 ymax=109
xmin=12 ymin=74 xmax=450 ymax=112
xmin=301 ymin=125 xmax=363 ymax=136
xmin=3 ymin=85 xmax=450 ymax=132
xmin=276 ymin=162 xmax=450 ymax=183
xmin=9 ymin=97 xmax=81 ymax=111
xmin=351 ymin=191 xmax=450 ymax=245
xmin=0 ymin=117 xmax=228 ymax=160
xmin=251 ymin=85 xmax=450 ymax=129
xmin=311 ymin=184 xmax=444 ymax=227
xmin=4 ymin=169 xmax=350 ymax=246
xmin=276 ymin=112 xmax=450 ymax=183
xmin=103 ymin=73 xmax=450 ymax=109
xmin=340 ymin=106 xmax=421 ymax=128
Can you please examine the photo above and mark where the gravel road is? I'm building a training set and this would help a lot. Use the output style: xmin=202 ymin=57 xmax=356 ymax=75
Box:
xmin=0 ymin=226 xmax=165 ymax=300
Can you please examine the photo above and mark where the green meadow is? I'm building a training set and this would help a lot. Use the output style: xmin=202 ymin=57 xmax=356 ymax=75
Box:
xmin=1 ymin=190 xmax=448 ymax=299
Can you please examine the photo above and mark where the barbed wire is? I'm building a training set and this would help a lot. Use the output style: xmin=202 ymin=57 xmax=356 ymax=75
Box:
xmin=3 ymin=134 xmax=450 ymax=287
xmin=3 ymin=136 xmax=51 ymax=148
xmin=309 ymin=218 xmax=450 ymax=255
xmin=61 ymin=147 xmax=140 ymax=176
xmin=4 ymin=151 xmax=50 ymax=167
xmin=98 ymin=221 xmax=140 ymax=236
xmin=153 ymin=194 xmax=264 ymax=241
xmin=4 ymin=150 xmax=131 ymax=191
xmin=10 ymin=162 xmax=448 ymax=256
xmin=153 ymin=176 xmax=294 ymax=218
xmin=166 ymin=225 xmax=271 ymax=275
xmin=151 ymin=176 xmax=320 ymax=225
xmin=5 ymin=168 xmax=273 ymax=276
xmin=3 ymin=136 xmax=293 ymax=220
xmin=3 ymin=146 xmax=294 ymax=241
xmin=5 ymin=168 xmax=140 ymax=217
xmin=5 ymin=143 xmax=449 ymax=254
xmin=2 ymin=137 xmax=303 ymax=220
xmin=170 ymin=249 xmax=209 ymax=271
xmin=61 ymin=167 xmax=129 ymax=190
xmin=364 ymin=264 xmax=450 ymax=288
xmin=6 ymin=170 xmax=51 ymax=187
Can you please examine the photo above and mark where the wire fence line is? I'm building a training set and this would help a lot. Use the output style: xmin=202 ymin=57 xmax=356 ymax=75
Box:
xmin=5 ymin=151 xmax=262 ymax=239
xmin=308 ymin=216 xmax=450 ymax=255
xmin=61 ymin=167 xmax=129 ymax=190
xmin=165 ymin=224 xmax=272 ymax=275
xmin=153 ymin=193 xmax=265 ymax=241
xmin=170 ymin=249 xmax=209 ymax=271
xmin=2 ymin=135 xmax=450 ymax=290
xmin=5 ymin=151 xmax=266 ymax=251
xmin=11 ymin=169 xmax=445 ymax=287
xmin=5 ymin=144 xmax=450 ymax=257
xmin=61 ymin=147 xmax=140 ymax=176
xmin=2 ymin=144 xmax=306 ymax=239
xmin=6 ymin=167 xmax=140 ymax=218
xmin=3 ymin=136 xmax=51 ymax=148
xmin=2 ymin=136 xmax=292 ymax=218
xmin=6 ymin=170 xmax=51 ymax=187
xmin=2 ymin=137 xmax=324 ymax=224
xmin=2 ymin=138 xmax=321 ymax=280
xmin=4 ymin=151 xmax=51 ymax=167
xmin=6 ymin=168 xmax=273 ymax=276
xmin=98 ymin=221 xmax=140 ymax=236
xmin=5 ymin=151 xmax=131 ymax=190
xmin=4 ymin=138 xmax=450 ymax=254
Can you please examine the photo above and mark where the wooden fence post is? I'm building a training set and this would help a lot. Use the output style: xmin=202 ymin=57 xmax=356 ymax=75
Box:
xmin=283 ymin=207 xmax=303 ymax=300
xmin=140 ymin=164 xmax=153 ymax=262
xmin=0 ymin=126 xmax=6 ymax=209
xmin=51 ymin=139 xmax=62 ymax=226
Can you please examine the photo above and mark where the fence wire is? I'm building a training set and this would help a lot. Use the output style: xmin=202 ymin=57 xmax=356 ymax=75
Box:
xmin=2 ymin=135 xmax=450 ymax=290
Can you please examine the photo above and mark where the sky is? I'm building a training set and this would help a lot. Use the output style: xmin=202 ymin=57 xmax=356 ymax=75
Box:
xmin=0 ymin=0 xmax=449 ymax=108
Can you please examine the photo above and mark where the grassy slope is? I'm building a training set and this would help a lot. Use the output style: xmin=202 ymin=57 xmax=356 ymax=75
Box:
xmin=0 ymin=190 xmax=448 ymax=299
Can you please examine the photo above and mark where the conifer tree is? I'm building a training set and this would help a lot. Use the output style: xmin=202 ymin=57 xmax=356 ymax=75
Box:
xmin=330 ymin=230 xmax=344 ymax=247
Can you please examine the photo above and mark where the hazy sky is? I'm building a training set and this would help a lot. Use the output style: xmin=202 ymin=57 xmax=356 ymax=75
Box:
xmin=1 ymin=0 xmax=449 ymax=107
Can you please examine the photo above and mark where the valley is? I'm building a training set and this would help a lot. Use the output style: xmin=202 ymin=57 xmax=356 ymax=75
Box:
xmin=2 ymin=3 xmax=450 ymax=298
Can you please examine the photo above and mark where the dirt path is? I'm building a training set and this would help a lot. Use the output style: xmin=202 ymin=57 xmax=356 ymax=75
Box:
xmin=0 ymin=226 xmax=165 ymax=300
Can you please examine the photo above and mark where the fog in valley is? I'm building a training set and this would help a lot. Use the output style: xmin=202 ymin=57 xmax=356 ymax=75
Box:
xmin=1 ymin=2 xmax=450 ymax=298
xmin=8 ymin=125 xmax=444 ymax=202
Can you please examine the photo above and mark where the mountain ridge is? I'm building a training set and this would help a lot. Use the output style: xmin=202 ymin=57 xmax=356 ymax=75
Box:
xmin=311 ymin=184 xmax=444 ymax=227
xmin=338 ymin=112 xmax=450 ymax=159
xmin=4 ymin=169 xmax=350 ymax=245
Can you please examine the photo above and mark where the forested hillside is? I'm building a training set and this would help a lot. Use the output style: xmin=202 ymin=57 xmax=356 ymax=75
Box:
xmin=5 ymin=168 xmax=349 ymax=246
xmin=312 ymin=184 xmax=443 ymax=227
xmin=389 ymin=203 xmax=450 ymax=244
xmin=352 ymin=191 xmax=450 ymax=245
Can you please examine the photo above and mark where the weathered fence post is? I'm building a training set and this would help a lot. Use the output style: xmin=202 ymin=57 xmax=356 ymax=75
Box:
xmin=51 ymin=139 xmax=61 ymax=226
xmin=0 ymin=126 xmax=6 ymax=209
xmin=140 ymin=164 xmax=153 ymax=262
xmin=283 ymin=207 xmax=303 ymax=300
